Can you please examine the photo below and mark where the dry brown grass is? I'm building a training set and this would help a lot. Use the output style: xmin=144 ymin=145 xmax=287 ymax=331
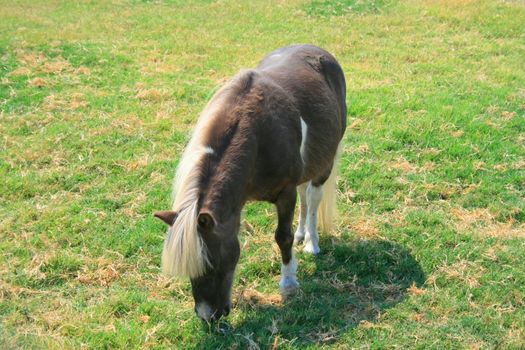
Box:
xmin=135 ymin=88 xmax=169 ymax=101
xmin=69 ymin=92 xmax=88 ymax=109
xmin=43 ymin=94 xmax=65 ymax=110
xmin=450 ymin=207 xmax=524 ymax=238
xmin=451 ymin=207 xmax=493 ymax=230
xmin=77 ymin=265 xmax=120 ymax=287
xmin=28 ymin=77 xmax=49 ymax=87
xmin=468 ymin=342 xmax=485 ymax=350
xmin=493 ymin=164 xmax=507 ymax=171
xmin=450 ymin=130 xmax=464 ymax=138
xmin=484 ymin=221 xmax=525 ymax=238
xmin=236 ymin=288 xmax=282 ymax=307
xmin=474 ymin=161 xmax=486 ymax=170
xmin=383 ymin=209 xmax=408 ymax=228
xmin=41 ymin=58 xmax=71 ymax=74
xmin=121 ymin=191 xmax=147 ymax=219
xmin=389 ymin=157 xmax=417 ymax=173
xmin=420 ymin=161 xmax=435 ymax=172
xmin=75 ymin=255 xmax=125 ymax=287
xmin=484 ymin=119 xmax=500 ymax=129
xmin=8 ymin=66 xmax=32 ymax=76
xmin=437 ymin=259 xmax=486 ymax=288
xmin=407 ymin=282 xmax=426 ymax=296
xmin=419 ymin=147 xmax=442 ymax=156
xmin=500 ymin=111 xmax=517 ymax=121
xmin=17 ymin=51 xmax=47 ymax=67
xmin=348 ymin=218 xmax=381 ymax=238
xmin=75 ymin=66 xmax=91 ymax=75
xmin=511 ymin=159 xmax=525 ymax=170
xmin=121 ymin=154 xmax=151 ymax=171
xmin=148 ymin=171 xmax=166 ymax=185
xmin=355 ymin=144 xmax=369 ymax=153
xmin=358 ymin=320 xmax=393 ymax=332
xmin=348 ymin=118 xmax=363 ymax=130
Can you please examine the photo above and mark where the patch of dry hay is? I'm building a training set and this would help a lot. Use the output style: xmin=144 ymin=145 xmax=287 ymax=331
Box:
xmin=236 ymin=288 xmax=282 ymax=307
xmin=135 ymin=88 xmax=169 ymax=101
xmin=407 ymin=282 xmax=426 ymax=296
xmin=450 ymin=207 xmax=524 ymax=238
xmin=8 ymin=67 xmax=32 ymax=77
xmin=348 ymin=218 xmax=381 ymax=238
xmin=28 ymin=77 xmax=48 ymax=87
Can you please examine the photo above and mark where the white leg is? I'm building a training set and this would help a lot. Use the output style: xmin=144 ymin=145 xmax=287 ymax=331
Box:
xmin=303 ymin=183 xmax=323 ymax=254
xmin=279 ymin=253 xmax=299 ymax=297
xmin=294 ymin=182 xmax=308 ymax=244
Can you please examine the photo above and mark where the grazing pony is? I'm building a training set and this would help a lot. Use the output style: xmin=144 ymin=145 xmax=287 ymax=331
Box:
xmin=155 ymin=45 xmax=346 ymax=322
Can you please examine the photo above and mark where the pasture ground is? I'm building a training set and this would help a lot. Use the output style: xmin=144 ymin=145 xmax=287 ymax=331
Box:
xmin=1 ymin=0 xmax=524 ymax=348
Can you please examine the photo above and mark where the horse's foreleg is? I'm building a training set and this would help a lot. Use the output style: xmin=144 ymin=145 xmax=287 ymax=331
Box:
xmin=303 ymin=183 xmax=323 ymax=254
xmin=293 ymin=182 xmax=308 ymax=245
xmin=275 ymin=185 xmax=300 ymax=297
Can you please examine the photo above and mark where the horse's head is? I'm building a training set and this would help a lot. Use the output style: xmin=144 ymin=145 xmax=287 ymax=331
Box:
xmin=155 ymin=209 xmax=240 ymax=322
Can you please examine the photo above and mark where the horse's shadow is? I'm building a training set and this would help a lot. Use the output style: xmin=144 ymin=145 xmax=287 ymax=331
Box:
xmin=195 ymin=237 xmax=425 ymax=348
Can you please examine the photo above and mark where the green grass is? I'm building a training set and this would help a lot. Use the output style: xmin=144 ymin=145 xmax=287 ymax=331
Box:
xmin=1 ymin=0 xmax=524 ymax=348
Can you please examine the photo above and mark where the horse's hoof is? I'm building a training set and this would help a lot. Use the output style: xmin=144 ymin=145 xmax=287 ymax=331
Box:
xmin=303 ymin=242 xmax=320 ymax=255
xmin=279 ymin=278 xmax=300 ymax=299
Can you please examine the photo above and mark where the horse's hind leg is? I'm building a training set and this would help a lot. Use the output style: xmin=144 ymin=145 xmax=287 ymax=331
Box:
xmin=275 ymin=185 xmax=300 ymax=297
xmin=293 ymin=182 xmax=308 ymax=244
xmin=303 ymin=182 xmax=323 ymax=255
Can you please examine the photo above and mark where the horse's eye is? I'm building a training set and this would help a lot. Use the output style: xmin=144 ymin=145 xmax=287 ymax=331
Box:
xmin=198 ymin=212 xmax=215 ymax=232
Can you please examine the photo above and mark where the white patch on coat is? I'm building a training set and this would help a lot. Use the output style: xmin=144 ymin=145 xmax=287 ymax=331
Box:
xmin=300 ymin=117 xmax=307 ymax=161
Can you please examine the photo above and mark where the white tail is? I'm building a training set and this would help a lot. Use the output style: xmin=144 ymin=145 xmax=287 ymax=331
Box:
xmin=318 ymin=142 xmax=342 ymax=232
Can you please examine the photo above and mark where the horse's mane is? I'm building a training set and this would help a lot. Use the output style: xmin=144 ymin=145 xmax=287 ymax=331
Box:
xmin=161 ymin=70 xmax=256 ymax=278
xmin=161 ymin=105 xmax=218 ymax=278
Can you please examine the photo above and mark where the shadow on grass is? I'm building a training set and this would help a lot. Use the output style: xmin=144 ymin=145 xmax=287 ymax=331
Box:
xmin=194 ymin=237 xmax=426 ymax=348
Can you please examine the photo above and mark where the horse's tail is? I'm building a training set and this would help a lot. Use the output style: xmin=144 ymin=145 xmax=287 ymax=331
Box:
xmin=318 ymin=142 xmax=342 ymax=233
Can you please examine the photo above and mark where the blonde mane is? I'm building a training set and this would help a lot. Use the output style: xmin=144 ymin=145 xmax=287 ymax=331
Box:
xmin=161 ymin=100 xmax=224 ymax=278
xmin=161 ymin=74 xmax=254 ymax=278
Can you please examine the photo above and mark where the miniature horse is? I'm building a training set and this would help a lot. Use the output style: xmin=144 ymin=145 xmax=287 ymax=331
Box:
xmin=155 ymin=45 xmax=346 ymax=322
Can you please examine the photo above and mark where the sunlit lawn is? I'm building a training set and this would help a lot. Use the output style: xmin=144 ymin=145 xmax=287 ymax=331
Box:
xmin=1 ymin=0 xmax=524 ymax=348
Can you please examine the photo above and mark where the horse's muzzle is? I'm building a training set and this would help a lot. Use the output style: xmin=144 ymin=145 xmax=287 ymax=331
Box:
xmin=195 ymin=303 xmax=230 ymax=322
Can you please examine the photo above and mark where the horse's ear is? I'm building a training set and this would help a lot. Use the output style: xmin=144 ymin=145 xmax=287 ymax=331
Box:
xmin=197 ymin=211 xmax=215 ymax=233
xmin=154 ymin=210 xmax=178 ymax=226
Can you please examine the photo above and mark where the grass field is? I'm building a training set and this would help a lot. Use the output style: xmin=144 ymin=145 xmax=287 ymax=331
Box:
xmin=1 ymin=0 xmax=524 ymax=348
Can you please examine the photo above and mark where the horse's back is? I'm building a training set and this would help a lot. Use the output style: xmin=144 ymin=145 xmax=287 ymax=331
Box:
xmin=257 ymin=45 xmax=347 ymax=183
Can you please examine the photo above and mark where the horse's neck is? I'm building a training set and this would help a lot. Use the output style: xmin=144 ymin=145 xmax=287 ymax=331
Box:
xmin=203 ymin=133 xmax=257 ymax=221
